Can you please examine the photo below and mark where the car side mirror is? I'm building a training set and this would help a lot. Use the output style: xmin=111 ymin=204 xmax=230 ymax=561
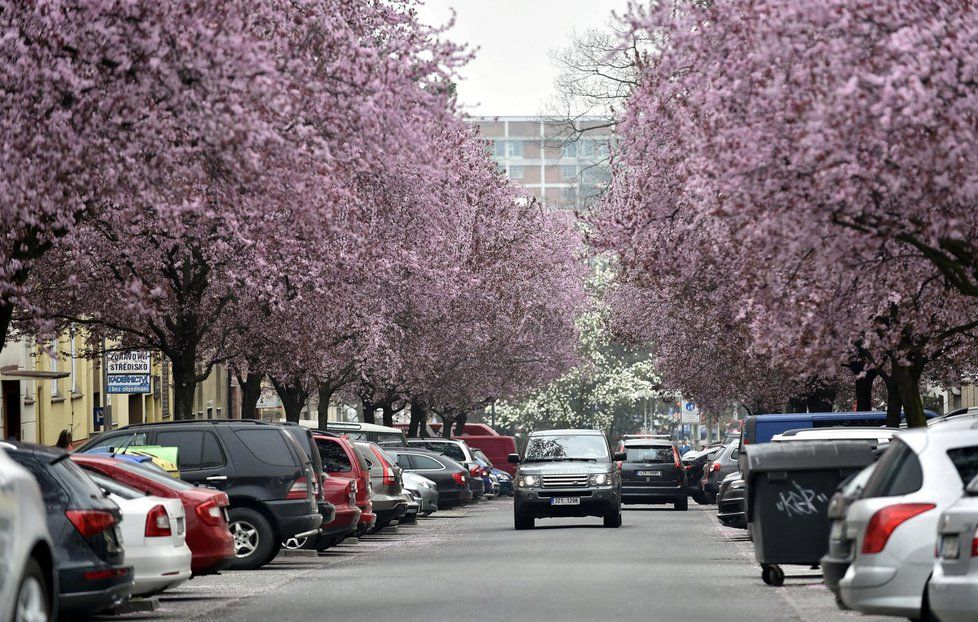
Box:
xmin=613 ymin=452 xmax=627 ymax=462
xmin=507 ymin=453 xmax=521 ymax=464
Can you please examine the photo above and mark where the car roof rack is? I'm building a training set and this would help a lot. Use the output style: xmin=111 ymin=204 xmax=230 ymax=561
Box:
xmin=120 ymin=418 xmax=276 ymax=427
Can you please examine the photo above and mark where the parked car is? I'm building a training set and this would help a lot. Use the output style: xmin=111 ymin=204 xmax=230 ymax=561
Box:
xmin=473 ymin=455 xmax=495 ymax=498
xmin=741 ymin=410 xmax=939 ymax=446
xmin=400 ymin=489 xmax=420 ymax=523
xmin=0 ymin=445 xmax=57 ymax=622
xmin=510 ymin=429 xmax=625 ymax=529
xmin=618 ymin=438 xmax=687 ymax=510
xmin=700 ymin=442 xmax=740 ymax=503
xmin=397 ymin=422 xmax=520 ymax=476
xmin=929 ymin=474 xmax=978 ymax=622
xmin=86 ymin=472 xmax=192 ymax=596
xmin=278 ymin=422 xmax=335 ymax=551
xmin=821 ymin=463 xmax=878 ymax=605
xmin=71 ymin=454 xmax=235 ymax=575
xmin=354 ymin=441 xmax=407 ymax=532
xmin=407 ymin=438 xmax=485 ymax=500
xmin=77 ymin=420 xmax=323 ymax=570
xmin=5 ymin=442 xmax=133 ymax=617
xmin=838 ymin=419 xmax=978 ymax=619
xmin=492 ymin=467 xmax=514 ymax=497
xmin=386 ymin=447 xmax=473 ymax=508
xmin=313 ymin=433 xmax=377 ymax=536
xmin=716 ymin=472 xmax=747 ymax=528
xmin=472 ymin=448 xmax=505 ymax=497
xmin=401 ymin=471 xmax=439 ymax=516
xmin=286 ymin=473 xmax=361 ymax=552
xmin=681 ymin=444 xmax=723 ymax=504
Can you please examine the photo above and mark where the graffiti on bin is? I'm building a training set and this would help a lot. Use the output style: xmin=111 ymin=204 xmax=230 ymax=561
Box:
xmin=774 ymin=481 xmax=828 ymax=518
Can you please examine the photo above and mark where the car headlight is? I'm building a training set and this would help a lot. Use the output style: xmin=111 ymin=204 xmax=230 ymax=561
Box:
xmin=516 ymin=474 xmax=540 ymax=488
xmin=728 ymin=480 xmax=745 ymax=490
xmin=589 ymin=473 xmax=612 ymax=486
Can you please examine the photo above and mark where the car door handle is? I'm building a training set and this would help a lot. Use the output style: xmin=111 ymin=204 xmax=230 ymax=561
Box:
xmin=206 ymin=475 xmax=228 ymax=481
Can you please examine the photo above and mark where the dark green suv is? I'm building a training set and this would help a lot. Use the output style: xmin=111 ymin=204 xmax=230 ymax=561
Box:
xmin=508 ymin=429 xmax=624 ymax=530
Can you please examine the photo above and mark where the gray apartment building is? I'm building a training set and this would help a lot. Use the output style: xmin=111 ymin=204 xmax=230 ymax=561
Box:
xmin=466 ymin=115 xmax=614 ymax=211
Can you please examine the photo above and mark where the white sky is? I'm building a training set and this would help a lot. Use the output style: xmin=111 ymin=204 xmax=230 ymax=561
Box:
xmin=417 ymin=0 xmax=628 ymax=116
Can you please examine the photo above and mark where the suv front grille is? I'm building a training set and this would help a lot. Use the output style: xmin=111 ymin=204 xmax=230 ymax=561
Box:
xmin=541 ymin=474 xmax=588 ymax=488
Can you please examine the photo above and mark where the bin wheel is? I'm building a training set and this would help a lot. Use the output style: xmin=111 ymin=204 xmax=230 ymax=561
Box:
xmin=761 ymin=564 xmax=784 ymax=586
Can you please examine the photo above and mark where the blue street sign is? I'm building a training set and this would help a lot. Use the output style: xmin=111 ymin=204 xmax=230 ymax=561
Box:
xmin=107 ymin=374 xmax=150 ymax=394
xmin=93 ymin=406 xmax=104 ymax=428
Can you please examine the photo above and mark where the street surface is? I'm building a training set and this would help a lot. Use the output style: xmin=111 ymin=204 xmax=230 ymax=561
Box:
xmin=109 ymin=501 xmax=891 ymax=622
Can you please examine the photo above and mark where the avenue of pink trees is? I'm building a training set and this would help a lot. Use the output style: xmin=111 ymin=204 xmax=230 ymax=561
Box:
xmin=595 ymin=0 xmax=978 ymax=425
xmin=4 ymin=0 xmax=585 ymax=422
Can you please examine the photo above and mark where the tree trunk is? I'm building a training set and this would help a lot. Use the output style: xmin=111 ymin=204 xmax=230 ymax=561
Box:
xmin=317 ymin=382 xmax=339 ymax=431
xmin=440 ymin=413 xmax=455 ymax=438
xmin=408 ymin=401 xmax=426 ymax=438
xmin=0 ymin=302 xmax=12 ymax=353
xmin=454 ymin=412 xmax=467 ymax=436
xmin=170 ymin=350 xmax=199 ymax=420
xmin=382 ymin=403 xmax=394 ymax=428
xmin=892 ymin=362 xmax=927 ymax=428
xmin=271 ymin=377 xmax=308 ymax=423
xmin=854 ymin=370 xmax=878 ymax=411
xmin=236 ymin=371 xmax=264 ymax=420
xmin=361 ymin=398 xmax=376 ymax=424
xmin=882 ymin=373 xmax=903 ymax=427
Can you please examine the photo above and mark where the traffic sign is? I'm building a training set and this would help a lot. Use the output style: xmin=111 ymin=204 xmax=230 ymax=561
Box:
xmin=680 ymin=401 xmax=700 ymax=424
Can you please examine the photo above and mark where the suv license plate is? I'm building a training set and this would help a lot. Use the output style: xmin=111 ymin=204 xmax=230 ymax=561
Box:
xmin=551 ymin=497 xmax=581 ymax=506
xmin=637 ymin=470 xmax=661 ymax=477
xmin=941 ymin=535 xmax=960 ymax=559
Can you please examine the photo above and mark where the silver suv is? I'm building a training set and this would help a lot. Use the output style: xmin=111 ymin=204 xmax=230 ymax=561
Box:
xmin=509 ymin=429 xmax=624 ymax=530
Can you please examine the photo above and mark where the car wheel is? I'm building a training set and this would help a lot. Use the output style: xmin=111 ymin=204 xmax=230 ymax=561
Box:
xmin=514 ymin=513 xmax=534 ymax=530
xmin=603 ymin=511 xmax=622 ymax=528
xmin=674 ymin=496 xmax=688 ymax=511
xmin=16 ymin=558 xmax=49 ymax=622
xmin=228 ymin=507 xmax=276 ymax=570
xmin=315 ymin=535 xmax=336 ymax=552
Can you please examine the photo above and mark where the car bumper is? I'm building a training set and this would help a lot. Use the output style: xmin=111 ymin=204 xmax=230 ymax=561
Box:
xmin=320 ymin=505 xmax=362 ymax=538
xmin=929 ymin=564 xmax=978 ymax=622
xmin=265 ymin=499 xmax=323 ymax=540
xmin=59 ymin=566 xmax=134 ymax=615
xmin=621 ymin=483 xmax=685 ymax=503
xmin=188 ymin=524 xmax=235 ymax=575
xmin=717 ymin=489 xmax=747 ymax=528
xmin=498 ymin=480 xmax=514 ymax=495
xmin=437 ymin=488 xmax=470 ymax=508
xmin=375 ymin=501 xmax=408 ymax=523
xmin=839 ymin=560 xmax=928 ymax=617
xmin=514 ymin=488 xmax=619 ymax=518
xmin=128 ymin=543 xmax=192 ymax=596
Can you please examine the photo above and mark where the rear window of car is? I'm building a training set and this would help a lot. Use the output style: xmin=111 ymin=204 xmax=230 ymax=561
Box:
xmin=410 ymin=454 xmax=444 ymax=470
xmin=83 ymin=432 xmax=149 ymax=452
xmin=236 ymin=429 xmax=296 ymax=467
xmin=89 ymin=472 xmax=144 ymax=500
xmin=419 ymin=442 xmax=465 ymax=462
xmin=625 ymin=446 xmax=673 ymax=463
xmin=862 ymin=440 xmax=923 ymax=497
xmin=316 ymin=439 xmax=352 ymax=473
xmin=947 ymin=446 xmax=978 ymax=485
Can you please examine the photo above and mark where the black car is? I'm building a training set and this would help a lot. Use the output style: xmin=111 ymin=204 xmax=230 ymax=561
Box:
xmin=681 ymin=444 xmax=723 ymax=504
xmin=509 ymin=429 xmax=624 ymax=529
xmin=278 ymin=422 xmax=335 ymax=548
xmin=385 ymin=447 xmax=474 ymax=509
xmin=619 ymin=439 xmax=688 ymax=510
xmin=5 ymin=442 xmax=134 ymax=617
xmin=406 ymin=438 xmax=485 ymax=501
xmin=716 ymin=471 xmax=747 ymax=528
xmin=77 ymin=420 xmax=322 ymax=570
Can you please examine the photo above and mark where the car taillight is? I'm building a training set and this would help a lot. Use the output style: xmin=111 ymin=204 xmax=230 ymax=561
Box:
xmin=368 ymin=446 xmax=396 ymax=486
xmin=65 ymin=509 xmax=116 ymax=537
xmin=196 ymin=499 xmax=224 ymax=526
xmin=711 ymin=462 xmax=721 ymax=472
xmin=972 ymin=524 xmax=978 ymax=557
xmin=83 ymin=568 xmax=128 ymax=581
xmin=452 ymin=472 xmax=466 ymax=485
xmin=286 ymin=476 xmax=310 ymax=500
xmin=862 ymin=503 xmax=936 ymax=554
xmin=145 ymin=504 xmax=173 ymax=537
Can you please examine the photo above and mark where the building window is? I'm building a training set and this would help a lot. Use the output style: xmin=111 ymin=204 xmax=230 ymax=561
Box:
xmin=562 ymin=142 xmax=578 ymax=158
xmin=579 ymin=139 xmax=610 ymax=159
xmin=561 ymin=165 xmax=577 ymax=180
xmin=508 ymin=166 xmax=525 ymax=180
xmin=505 ymin=140 xmax=523 ymax=158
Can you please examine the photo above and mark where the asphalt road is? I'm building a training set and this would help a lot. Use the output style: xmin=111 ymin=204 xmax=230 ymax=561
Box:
xmin=130 ymin=499 xmax=892 ymax=622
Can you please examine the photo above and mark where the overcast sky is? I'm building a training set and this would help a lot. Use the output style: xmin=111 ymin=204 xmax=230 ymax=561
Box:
xmin=417 ymin=0 xmax=628 ymax=116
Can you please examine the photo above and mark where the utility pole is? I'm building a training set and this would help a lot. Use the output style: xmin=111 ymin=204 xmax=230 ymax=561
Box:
xmin=101 ymin=336 xmax=113 ymax=432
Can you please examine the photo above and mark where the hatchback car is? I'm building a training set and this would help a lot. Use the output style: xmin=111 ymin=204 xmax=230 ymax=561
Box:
xmin=5 ymin=442 xmax=134 ymax=617
xmin=401 ymin=471 xmax=439 ymax=516
xmin=821 ymin=463 xmax=877 ymax=603
xmin=71 ymin=454 xmax=235 ymax=575
xmin=77 ymin=420 xmax=322 ymax=570
xmin=407 ymin=438 xmax=486 ymax=500
xmin=929 ymin=473 xmax=978 ymax=622
xmin=700 ymin=442 xmax=740 ymax=504
xmin=87 ymin=472 xmax=192 ymax=596
xmin=314 ymin=433 xmax=377 ymax=536
xmin=387 ymin=448 xmax=473 ymax=508
xmin=839 ymin=419 xmax=978 ymax=618
xmin=619 ymin=439 xmax=687 ymax=510
xmin=0 ymin=445 xmax=57 ymax=622
xmin=354 ymin=441 xmax=408 ymax=532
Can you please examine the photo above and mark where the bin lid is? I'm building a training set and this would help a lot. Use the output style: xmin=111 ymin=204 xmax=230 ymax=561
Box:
xmin=743 ymin=440 xmax=876 ymax=476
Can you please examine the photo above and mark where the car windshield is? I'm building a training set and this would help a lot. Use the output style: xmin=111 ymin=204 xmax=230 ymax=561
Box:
xmin=524 ymin=435 xmax=609 ymax=462
xmin=625 ymin=446 xmax=673 ymax=463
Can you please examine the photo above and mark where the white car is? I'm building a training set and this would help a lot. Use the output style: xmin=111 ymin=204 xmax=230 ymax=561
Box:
xmin=88 ymin=472 xmax=192 ymax=596
xmin=838 ymin=418 xmax=978 ymax=618
xmin=0 ymin=444 xmax=56 ymax=622
xmin=929 ymin=474 xmax=978 ymax=622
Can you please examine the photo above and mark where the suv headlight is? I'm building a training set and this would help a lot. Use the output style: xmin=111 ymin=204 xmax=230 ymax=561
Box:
xmin=516 ymin=474 xmax=540 ymax=488
xmin=728 ymin=480 xmax=745 ymax=490
xmin=589 ymin=473 xmax=612 ymax=486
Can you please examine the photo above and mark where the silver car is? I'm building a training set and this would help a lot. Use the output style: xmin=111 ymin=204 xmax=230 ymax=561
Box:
xmin=929 ymin=474 xmax=978 ymax=622
xmin=0 ymin=444 xmax=57 ymax=622
xmin=354 ymin=441 xmax=408 ymax=533
xmin=401 ymin=471 xmax=438 ymax=516
xmin=839 ymin=418 xmax=978 ymax=618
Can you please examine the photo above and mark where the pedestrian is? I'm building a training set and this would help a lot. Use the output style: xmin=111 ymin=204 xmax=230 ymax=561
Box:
xmin=55 ymin=428 xmax=74 ymax=450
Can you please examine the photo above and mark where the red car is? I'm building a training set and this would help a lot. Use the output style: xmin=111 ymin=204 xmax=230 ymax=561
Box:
xmin=310 ymin=475 xmax=361 ymax=550
xmin=71 ymin=454 xmax=235 ymax=575
xmin=313 ymin=433 xmax=376 ymax=536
